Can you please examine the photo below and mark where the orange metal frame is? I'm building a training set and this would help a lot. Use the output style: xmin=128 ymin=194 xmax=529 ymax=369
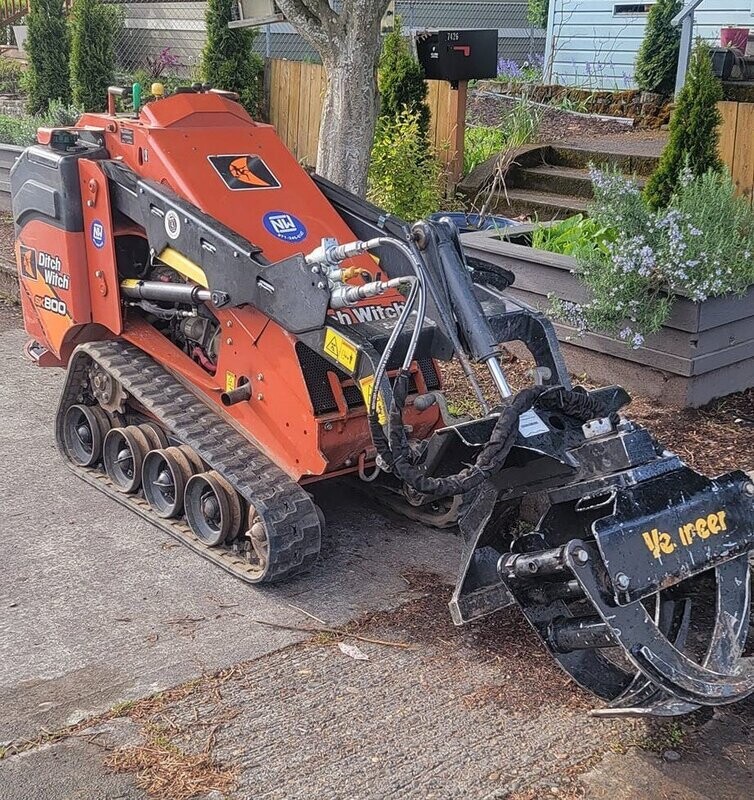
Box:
xmin=16 ymin=92 xmax=442 ymax=482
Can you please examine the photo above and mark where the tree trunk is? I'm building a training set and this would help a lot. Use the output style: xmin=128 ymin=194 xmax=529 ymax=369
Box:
xmin=274 ymin=0 xmax=388 ymax=197
xmin=317 ymin=37 xmax=381 ymax=196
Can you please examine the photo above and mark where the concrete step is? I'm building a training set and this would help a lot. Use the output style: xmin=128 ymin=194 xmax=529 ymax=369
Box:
xmin=548 ymin=144 xmax=659 ymax=176
xmin=509 ymin=163 xmax=648 ymax=199
xmin=493 ymin=187 xmax=588 ymax=221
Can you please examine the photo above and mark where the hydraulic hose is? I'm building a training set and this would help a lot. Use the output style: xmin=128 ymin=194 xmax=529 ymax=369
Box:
xmin=367 ymin=238 xmax=428 ymax=419
xmin=376 ymin=384 xmax=616 ymax=501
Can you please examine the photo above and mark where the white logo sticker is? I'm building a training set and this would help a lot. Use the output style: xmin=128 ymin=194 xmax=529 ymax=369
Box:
xmin=165 ymin=210 xmax=181 ymax=240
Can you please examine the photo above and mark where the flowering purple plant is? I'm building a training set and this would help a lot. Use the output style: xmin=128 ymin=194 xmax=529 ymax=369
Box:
xmin=496 ymin=54 xmax=544 ymax=84
xmin=146 ymin=48 xmax=185 ymax=80
xmin=549 ymin=165 xmax=754 ymax=346
xmin=497 ymin=58 xmax=523 ymax=81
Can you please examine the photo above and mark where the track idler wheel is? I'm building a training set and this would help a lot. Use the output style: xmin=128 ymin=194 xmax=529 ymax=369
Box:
xmin=184 ymin=470 xmax=243 ymax=547
xmin=62 ymin=404 xmax=111 ymax=467
xmin=142 ymin=447 xmax=195 ymax=518
xmin=103 ymin=425 xmax=151 ymax=493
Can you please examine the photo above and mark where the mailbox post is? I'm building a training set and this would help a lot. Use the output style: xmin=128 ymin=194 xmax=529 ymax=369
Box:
xmin=416 ymin=30 xmax=498 ymax=187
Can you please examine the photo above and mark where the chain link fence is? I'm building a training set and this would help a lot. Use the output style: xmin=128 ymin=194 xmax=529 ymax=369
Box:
xmin=113 ymin=1 xmax=546 ymax=81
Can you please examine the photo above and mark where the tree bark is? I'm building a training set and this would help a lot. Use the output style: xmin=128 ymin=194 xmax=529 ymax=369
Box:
xmin=275 ymin=0 xmax=389 ymax=197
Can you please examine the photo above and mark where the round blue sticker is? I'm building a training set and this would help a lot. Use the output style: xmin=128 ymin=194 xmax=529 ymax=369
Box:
xmin=263 ymin=211 xmax=307 ymax=243
xmin=91 ymin=219 xmax=106 ymax=250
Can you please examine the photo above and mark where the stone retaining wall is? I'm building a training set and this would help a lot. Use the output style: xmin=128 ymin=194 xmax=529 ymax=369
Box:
xmin=476 ymin=81 xmax=673 ymax=129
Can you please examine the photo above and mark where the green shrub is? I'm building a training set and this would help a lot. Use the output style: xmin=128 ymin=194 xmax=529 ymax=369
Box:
xmin=644 ymin=40 xmax=723 ymax=209
xmin=0 ymin=100 xmax=81 ymax=146
xmin=69 ymin=0 xmax=119 ymax=112
xmin=463 ymin=98 xmax=541 ymax=175
xmin=550 ymin=166 xmax=754 ymax=345
xmin=0 ymin=57 xmax=24 ymax=95
xmin=465 ymin=126 xmax=507 ymax=174
xmin=200 ymin=0 xmax=263 ymax=117
xmin=527 ymin=0 xmax=549 ymax=28
xmin=24 ymin=0 xmax=71 ymax=114
xmin=378 ymin=17 xmax=429 ymax=139
xmin=368 ymin=107 xmax=443 ymax=221
xmin=635 ymin=0 xmax=682 ymax=95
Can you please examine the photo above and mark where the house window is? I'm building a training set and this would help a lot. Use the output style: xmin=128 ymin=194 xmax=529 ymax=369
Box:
xmin=614 ymin=3 xmax=655 ymax=14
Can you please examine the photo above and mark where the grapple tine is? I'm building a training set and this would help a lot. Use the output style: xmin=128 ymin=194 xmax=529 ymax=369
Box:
xmin=566 ymin=544 xmax=754 ymax=706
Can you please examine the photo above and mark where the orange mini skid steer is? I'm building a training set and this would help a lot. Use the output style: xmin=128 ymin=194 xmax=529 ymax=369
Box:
xmin=11 ymin=84 xmax=754 ymax=716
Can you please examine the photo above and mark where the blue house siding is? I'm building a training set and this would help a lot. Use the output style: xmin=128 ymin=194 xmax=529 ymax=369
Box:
xmin=545 ymin=1 xmax=754 ymax=89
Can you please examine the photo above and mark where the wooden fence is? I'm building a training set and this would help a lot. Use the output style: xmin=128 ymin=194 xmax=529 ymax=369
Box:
xmin=267 ymin=59 xmax=463 ymax=176
xmin=719 ymin=101 xmax=754 ymax=206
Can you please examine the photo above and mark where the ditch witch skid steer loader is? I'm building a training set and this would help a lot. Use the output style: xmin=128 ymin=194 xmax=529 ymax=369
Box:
xmin=11 ymin=84 xmax=754 ymax=717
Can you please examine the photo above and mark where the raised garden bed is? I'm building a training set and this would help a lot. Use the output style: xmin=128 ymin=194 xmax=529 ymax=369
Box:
xmin=461 ymin=226 xmax=754 ymax=408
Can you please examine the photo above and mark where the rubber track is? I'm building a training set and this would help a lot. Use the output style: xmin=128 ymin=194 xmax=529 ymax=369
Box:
xmin=55 ymin=340 xmax=322 ymax=584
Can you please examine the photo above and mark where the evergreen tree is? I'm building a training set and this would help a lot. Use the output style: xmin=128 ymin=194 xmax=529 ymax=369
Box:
xmin=644 ymin=40 xmax=723 ymax=209
xmin=378 ymin=17 xmax=429 ymax=139
xmin=635 ymin=0 xmax=682 ymax=95
xmin=25 ymin=0 xmax=71 ymax=113
xmin=200 ymin=0 xmax=264 ymax=117
xmin=70 ymin=0 xmax=117 ymax=113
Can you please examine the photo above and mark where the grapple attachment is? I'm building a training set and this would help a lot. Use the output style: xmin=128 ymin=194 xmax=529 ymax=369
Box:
xmin=446 ymin=422 xmax=754 ymax=716
xmin=334 ymin=213 xmax=754 ymax=718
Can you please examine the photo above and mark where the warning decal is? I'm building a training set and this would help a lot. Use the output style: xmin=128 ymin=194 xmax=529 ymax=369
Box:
xmin=359 ymin=376 xmax=387 ymax=424
xmin=323 ymin=328 xmax=359 ymax=373
xmin=518 ymin=409 xmax=549 ymax=438
xmin=225 ymin=371 xmax=237 ymax=392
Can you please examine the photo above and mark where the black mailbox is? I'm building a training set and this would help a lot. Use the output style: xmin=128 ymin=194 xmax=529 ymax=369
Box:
xmin=416 ymin=30 xmax=498 ymax=84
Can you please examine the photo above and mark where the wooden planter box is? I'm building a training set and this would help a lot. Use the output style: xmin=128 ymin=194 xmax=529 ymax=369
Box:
xmin=461 ymin=227 xmax=754 ymax=408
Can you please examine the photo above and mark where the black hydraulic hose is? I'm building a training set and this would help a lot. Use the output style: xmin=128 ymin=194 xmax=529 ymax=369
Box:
xmin=372 ymin=384 xmax=617 ymax=501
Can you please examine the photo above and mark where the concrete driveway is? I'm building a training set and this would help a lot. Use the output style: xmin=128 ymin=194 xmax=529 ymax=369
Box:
xmin=1 ymin=304 xmax=752 ymax=800
xmin=0 ymin=306 xmax=456 ymax=727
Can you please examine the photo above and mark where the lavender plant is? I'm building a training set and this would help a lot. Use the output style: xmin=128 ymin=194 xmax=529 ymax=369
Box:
xmin=549 ymin=166 xmax=754 ymax=347
xmin=496 ymin=54 xmax=544 ymax=85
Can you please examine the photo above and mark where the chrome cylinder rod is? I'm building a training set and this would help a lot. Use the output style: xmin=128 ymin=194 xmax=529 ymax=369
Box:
xmin=485 ymin=355 xmax=513 ymax=399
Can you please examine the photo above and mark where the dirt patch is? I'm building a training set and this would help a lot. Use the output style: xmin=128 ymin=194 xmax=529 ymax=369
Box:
xmin=104 ymin=720 xmax=237 ymax=800
xmin=352 ymin=570 xmax=593 ymax=715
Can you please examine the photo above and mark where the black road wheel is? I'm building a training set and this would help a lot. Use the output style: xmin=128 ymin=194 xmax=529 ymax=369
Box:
xmin=184 ymin=470 xmax=242 ymax=547
xmin=103 ymin=425 xmax=150 ymax=493
xmin=62 ymin=404 xmax=110 ymax=467
xmin=142 ymin=447 xmax=194 ymax=518
xmin=139 ymin=422 xmax=169 ymax=450
xmin=177 ymin=444 xmax=205 ymax=473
